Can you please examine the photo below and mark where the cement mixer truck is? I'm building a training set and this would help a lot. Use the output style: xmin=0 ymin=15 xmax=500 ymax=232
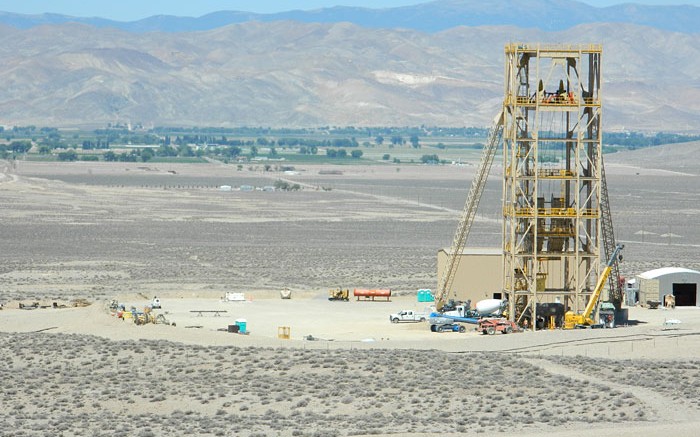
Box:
xmin=428 ymin=299 xmax=506 ymax=333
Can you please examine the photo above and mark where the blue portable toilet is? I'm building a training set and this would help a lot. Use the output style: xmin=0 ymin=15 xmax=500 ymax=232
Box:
xmin=417 ymin=289 xmax=434 ymax=302
xmin=235 ymin=318 xmax=247 ymax=334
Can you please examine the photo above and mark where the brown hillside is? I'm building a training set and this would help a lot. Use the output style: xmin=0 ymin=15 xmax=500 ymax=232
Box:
xmin=0 ymin=21 xmax=698 ymax=130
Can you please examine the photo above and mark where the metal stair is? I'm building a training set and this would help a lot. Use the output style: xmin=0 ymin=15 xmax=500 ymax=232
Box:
xmin=435 ymin=111 xmax=504 ymax=310
xmin=600 ymin=154 xmax=624 ymax=309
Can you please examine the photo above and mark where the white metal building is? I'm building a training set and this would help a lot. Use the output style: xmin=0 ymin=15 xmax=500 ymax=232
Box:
xmin=636 ymin=267 xmax=700 ymax=307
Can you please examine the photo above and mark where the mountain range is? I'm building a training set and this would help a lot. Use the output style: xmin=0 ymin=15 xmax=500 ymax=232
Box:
xmin=2 ymin=0 xmax=700 ymax=34
xmin=0 ymin=1 xmax=699 ymax=131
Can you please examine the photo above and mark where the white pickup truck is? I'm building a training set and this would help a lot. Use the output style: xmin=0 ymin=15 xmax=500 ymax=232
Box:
xmin=389 ymin=310 xmax=427 ymax=323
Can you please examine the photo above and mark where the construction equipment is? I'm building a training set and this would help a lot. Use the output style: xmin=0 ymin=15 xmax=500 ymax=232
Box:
xmin=598 ymin=302 xmax=616 ymax=328
xmin=328 ymin=288 xmax=349 ymax=301
xmin=428 ymin=301 xmax=480 ymax=332
xmin=519 ymin=302 xmax=566 ymax=329
xmin=71 ymin=298 xmax=91 ymax=307
xmin=155 ymin=314 xmax=173 ymax=326
xmin=475 ymin=299 xmax=505 ymax=315
xmin=133 ymin=310 xmax=156 ymax=325
xmin=443 ymin=324 xmax=467 ymax=333
xmin=478 ymin=318 xmax=519 ymax=335
xmin=278 ymin=326 xmax=291 ymax=339
xmin=118 ymin=305 xmax=172 ymax=326
xmin=564 ymin=244 xmax=624 ymax=329
xmin=433 ymin=323 xmax=467 ymax=333
xmin=434 ymin=110 xmax=505 ymax=312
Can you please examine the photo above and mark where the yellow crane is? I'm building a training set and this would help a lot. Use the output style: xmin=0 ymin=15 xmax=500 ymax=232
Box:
xmin=564 ymin=244 xmax=624 ymax=329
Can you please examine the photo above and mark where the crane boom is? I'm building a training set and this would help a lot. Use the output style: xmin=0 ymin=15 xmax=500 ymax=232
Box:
xmin=582 ymin=244 xmax=624 ymax=319
xmin=564 ymin=244 xmax=624 ymax=328
xmin=435 ymin=111 xmax=504 ymax=311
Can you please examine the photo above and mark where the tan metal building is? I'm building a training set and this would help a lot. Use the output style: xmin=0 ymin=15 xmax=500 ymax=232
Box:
xmin=438 ymin=247 xmax=590 ymax=307
xmin=437 ymin=248 xmax=503 ymax=304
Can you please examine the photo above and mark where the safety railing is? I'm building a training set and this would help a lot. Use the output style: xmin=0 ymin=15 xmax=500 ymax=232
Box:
xmin=505 ymin=43 xmax=602 ymax=53
xmin=505 ymin=94 xmax=600 ymax=107
xmin=503 ymin=206 xmax=599 ymax=218
xmin=537 ymin=169 xmax=576 ymax=178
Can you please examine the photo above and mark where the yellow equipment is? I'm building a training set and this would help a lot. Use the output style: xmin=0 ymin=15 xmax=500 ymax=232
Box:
xmin=564 ymin=244 xmax=624 ymax=329
xmin=328 ymin=288 xmax=349 ymax=301
xmin=278 ymin=326 xmax=291 ymax=339
xmin=134 ymin=312 xmax=156 ymax=325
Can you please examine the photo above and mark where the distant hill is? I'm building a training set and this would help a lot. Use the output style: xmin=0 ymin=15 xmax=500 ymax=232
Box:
xmin=1 ymin=0 xmax=699 ymax=34
xmin=605 ymin=141 xmax=700 ymax=175
xmin=0 ymin=20 xmax=699 ymax=130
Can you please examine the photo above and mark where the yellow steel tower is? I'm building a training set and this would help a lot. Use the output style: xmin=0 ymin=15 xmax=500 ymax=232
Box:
xmin=502 ymin=44 xmax=603 ymax=328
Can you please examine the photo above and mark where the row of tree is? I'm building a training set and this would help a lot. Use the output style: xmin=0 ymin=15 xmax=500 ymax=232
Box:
xmin=52 ymin=144 xmax=369 ymax=163
xmin=325 ymin=149 xmax=363 ymax=159
xmin=603 ymin=132 xmax=700 ymax=149
xmin=151 ymin=125 xmax=489 ymax=138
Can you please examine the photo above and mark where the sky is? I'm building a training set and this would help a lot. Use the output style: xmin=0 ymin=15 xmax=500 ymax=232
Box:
xmin=0 ymin=0 xmax=697 ymax=21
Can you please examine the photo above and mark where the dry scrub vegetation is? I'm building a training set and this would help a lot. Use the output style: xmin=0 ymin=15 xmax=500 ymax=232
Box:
xmin=1 ymin=332 xmax=652 ymax=437
xmin=0 ymin=164 xmax=457 ymax=303
xmin=2 ymin=157 xmax=699 ymax=436
xmin=545 ymin=355 xmax=700 ymax=410
xmin=3 ymin=161 xmax=698 ymax=305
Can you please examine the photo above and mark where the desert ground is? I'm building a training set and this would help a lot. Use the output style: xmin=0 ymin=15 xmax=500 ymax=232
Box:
xmin=1 ymin=144 xmax=699 ymax=436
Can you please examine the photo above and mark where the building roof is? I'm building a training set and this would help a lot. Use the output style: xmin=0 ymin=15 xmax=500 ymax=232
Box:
xmin=440 ymin=247 xmax=502 ymax=255
xmin=637 ymin=267 xmax=700 ymax=280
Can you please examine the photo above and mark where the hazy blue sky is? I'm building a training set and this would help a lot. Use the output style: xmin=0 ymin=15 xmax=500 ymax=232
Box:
xmin=0 ymin=1 xmax=697 ymax=21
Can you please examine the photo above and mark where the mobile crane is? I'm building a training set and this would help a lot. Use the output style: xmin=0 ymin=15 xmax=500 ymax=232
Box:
xmin=564 ymin=244 xmax=624 ymax=329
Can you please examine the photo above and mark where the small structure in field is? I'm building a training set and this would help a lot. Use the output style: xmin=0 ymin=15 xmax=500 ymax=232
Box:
xmin=224 ymin=292 xmax=246 ymax=302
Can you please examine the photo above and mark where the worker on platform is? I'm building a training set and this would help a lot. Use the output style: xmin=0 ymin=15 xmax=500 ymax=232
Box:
xmin=556 ymin=80 xmax=566 ymax=103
